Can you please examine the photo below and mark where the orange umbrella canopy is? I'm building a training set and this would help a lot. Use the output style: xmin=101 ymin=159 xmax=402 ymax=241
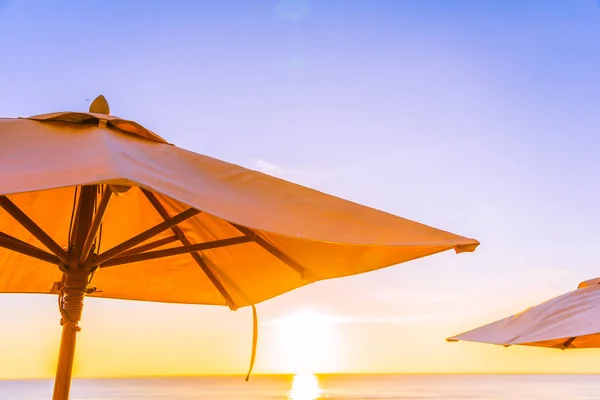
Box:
xmin=448 ymin=279 xmax=600 ymax=349
xmin=0 ymin=96 xmax=478 ymax=399
xmin=0 ymin=96 xmax=479 ymax=309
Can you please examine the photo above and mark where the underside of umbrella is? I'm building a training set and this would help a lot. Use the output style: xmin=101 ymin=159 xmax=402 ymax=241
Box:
xmin=0 ymin=96 xmax=479 ymax=399
xmin=447 ymin=278 xmax=600 ymax=350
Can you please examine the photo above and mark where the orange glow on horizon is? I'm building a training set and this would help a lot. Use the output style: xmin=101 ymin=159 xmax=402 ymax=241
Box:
xmin=0 ymin=282 xmax=598 ymax=379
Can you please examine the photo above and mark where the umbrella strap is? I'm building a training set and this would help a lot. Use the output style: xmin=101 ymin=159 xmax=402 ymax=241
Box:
xmin=57 ymin=276 xmax=96 ymax=332
xmin=245 ymin=305 xmax=258 ymax=382
xmin=58 ymin=287 xmax=84 ymax=332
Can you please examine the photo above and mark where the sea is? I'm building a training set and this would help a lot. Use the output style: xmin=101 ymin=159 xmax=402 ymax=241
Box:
xmin=1 ymin=374 xmax=599 ymax=400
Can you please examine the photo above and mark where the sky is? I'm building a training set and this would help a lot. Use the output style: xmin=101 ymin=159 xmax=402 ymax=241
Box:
xmin=2 ymin=0 xmax=600 ymax=379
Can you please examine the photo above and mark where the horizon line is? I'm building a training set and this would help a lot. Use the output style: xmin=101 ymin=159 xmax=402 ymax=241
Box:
xmin=4 ymin=372 xmax=600 ymax=381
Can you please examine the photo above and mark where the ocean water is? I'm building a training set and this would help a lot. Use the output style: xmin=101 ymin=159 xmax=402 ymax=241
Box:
xmin=1 ymin=374 xmax=600 ymax=400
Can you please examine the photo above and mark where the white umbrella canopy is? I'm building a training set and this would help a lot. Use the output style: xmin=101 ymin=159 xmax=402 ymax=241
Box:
xmin=448 ymin=279 xmax=600 ymax=349
xmin=0 ymin=96 xmax=479 ymax=399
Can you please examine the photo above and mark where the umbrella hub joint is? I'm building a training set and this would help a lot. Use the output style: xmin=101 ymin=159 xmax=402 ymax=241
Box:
xmin=59 ymin=260 xmax=99 ymax=274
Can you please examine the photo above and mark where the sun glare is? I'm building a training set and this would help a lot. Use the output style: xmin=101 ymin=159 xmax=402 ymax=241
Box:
xmin=274 ymin=311 xmax=337 ymax=373
xmin=289 ymin=373 xmax=321 ymax=400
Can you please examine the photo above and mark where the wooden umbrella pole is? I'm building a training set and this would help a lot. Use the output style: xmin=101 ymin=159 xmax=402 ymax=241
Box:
xmin=51 ymin=270 xmax=91 ymax=400
xmin=52 ymin=185 xmax=97 ymax=400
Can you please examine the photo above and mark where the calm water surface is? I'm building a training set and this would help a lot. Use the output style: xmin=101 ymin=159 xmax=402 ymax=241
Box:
xmin=2 ymin=374 xmax=600 ymax=400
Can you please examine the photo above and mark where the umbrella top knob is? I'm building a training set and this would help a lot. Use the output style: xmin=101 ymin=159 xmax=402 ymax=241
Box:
xmin=89 ymin=95 xmax=110 ymax=115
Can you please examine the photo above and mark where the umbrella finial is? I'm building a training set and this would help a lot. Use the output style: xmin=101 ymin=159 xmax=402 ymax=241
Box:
xmin=89 ymin=95 xmax=110 ymax=115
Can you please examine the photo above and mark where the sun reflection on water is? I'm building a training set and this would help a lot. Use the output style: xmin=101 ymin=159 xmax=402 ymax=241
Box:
xmin=289 ymin=373 xmax=321 ymax=400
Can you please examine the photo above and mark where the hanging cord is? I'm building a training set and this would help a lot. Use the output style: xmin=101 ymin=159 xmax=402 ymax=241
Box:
xmin=245 ymin=305 xmax=258 ymax=381
xmin=96 ymin=185 xmax=104 ymax=254
xmin=88 ymin=185 xmax=105 ymax=285
xmin=67 ymin=187 xmax=79 ymax=249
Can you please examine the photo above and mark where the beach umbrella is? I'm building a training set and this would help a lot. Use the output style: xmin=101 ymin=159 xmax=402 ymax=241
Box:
xmin=0 ymin=96 xmax=479 ymax=400
xmin=447 ymin=278 xmax=600 ymax=349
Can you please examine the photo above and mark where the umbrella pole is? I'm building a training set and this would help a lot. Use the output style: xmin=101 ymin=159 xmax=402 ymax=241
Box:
xmin=52 ymin=270 xmax=90 ymax=400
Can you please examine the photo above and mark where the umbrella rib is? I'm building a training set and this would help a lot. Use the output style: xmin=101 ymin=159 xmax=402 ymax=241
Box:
xmin=100 ymin=236 xmax=250 ymax=300
xmin=99 ymin=237 xmax=251 ymax=270
xmin=93 ymin=207 xmax=201 ymax=266
xmin=0 ymin=231 xmax=41 ymax=249
xmin=118 ymin=235 xmax=180 ymax=257
xmin=229 ymin=223 xmax=306 ymax=277
xmin=561 ymin=336 xmax=577 ymax=349
xmin=79 ymin=187 xmax=114 ymax=265
xmin=141 ymin=189 xmax=239 ymax=309
xmin=0 ymin=231 xmax=60 ymax=264
xmin=0 ymin=196 xmax=69 ymax=264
